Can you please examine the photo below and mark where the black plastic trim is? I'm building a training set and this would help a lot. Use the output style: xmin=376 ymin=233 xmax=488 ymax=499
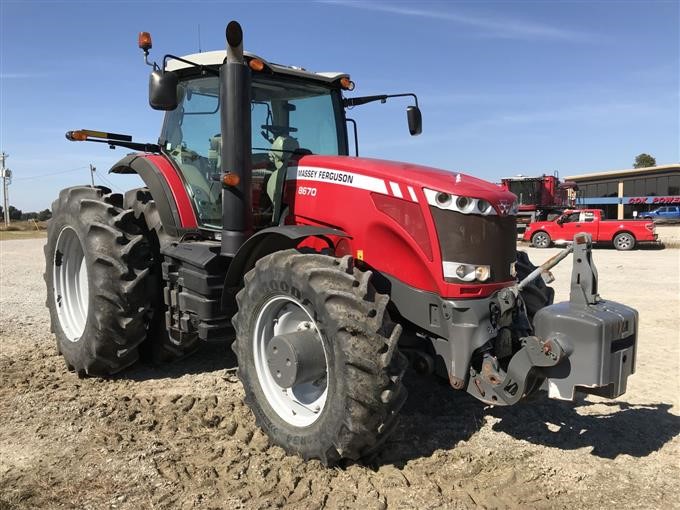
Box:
xmin=162 ymin=241 xmax=231 ymax=342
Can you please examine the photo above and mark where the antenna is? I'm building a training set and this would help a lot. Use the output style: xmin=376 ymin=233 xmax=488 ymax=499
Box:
xmin=198 ymin=24 xmax=202 ymax=53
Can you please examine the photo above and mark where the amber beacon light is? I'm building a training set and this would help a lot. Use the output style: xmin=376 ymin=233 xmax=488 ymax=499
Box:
xmin=138 ymin=32 xmax=152 ymax=51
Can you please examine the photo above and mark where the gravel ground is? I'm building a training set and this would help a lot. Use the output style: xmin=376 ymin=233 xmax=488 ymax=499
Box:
xmin=0 ymin=238 xmax=678 ymax=509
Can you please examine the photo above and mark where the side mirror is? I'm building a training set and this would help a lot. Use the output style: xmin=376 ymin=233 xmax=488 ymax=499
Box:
xmin=556 ymin=216 xmax=565 ymax=225
xmin=149 ymin=70 xmax=179 ymax=110
xmin=407 ymin=106 xmax=422 ymax=136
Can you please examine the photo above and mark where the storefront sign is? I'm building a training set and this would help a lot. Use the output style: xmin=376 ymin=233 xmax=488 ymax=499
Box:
xmin=627 ymin=196 xmax=680 ymax=204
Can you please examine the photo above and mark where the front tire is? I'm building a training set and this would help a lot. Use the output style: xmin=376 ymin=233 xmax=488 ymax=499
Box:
xmin=531 ymin=231 xmax=551 ymax=248
xmin=232 ymin=250 xmax=407 ymax=465
xmin=613 ymin=232 xmax=635 ymax=251
xmin=44 ymin=186 xmax=152 ymax=376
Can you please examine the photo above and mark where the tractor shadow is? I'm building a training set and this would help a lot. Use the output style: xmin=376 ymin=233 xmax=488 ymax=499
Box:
xmin=487 ymin=397 xmax=680 ymax=459
xmin=372 ymin=371 xmax=680 ymax=467
xmin=117 ymin=338 xmax=238 ymax=381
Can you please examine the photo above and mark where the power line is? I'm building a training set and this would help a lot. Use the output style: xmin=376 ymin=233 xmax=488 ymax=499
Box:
xmin=11 ymin=162 xmax=124 ymax=192
xmin=12 ymin=166 xmax=88 ymax=181
xmin=95 ymin=171 xmax=124 ymax=192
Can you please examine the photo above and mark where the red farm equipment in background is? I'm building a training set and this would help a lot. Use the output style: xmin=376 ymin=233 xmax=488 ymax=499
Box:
xmin=500 ymin=173 xmax=578 ymax=236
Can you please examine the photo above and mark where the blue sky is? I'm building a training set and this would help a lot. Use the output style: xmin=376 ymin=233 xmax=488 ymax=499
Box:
xmin=1 ymin=0 xmax=678 ymax=211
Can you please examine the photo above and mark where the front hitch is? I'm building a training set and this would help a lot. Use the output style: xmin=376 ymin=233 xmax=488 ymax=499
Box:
xmin=467 ymin=233 xmax=638 ymax=404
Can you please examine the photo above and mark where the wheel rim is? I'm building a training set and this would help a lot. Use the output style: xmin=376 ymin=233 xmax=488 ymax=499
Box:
xmin=534 ymin=233 xmax=549 ymax=247
xmin=53 ymin=226 xmax=89 ymax=342
xmin=616 ymin=235 xmax=631 ymax=249
xmin=253 ymin=295 xmax=328 ymax=427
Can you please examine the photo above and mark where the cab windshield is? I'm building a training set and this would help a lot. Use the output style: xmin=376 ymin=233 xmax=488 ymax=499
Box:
xmin=160 ymin=74 xmax=347 ymax=229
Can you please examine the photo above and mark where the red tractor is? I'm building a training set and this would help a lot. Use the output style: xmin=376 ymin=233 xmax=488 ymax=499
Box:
xmin=45 ymin=22 xmax=638 ymax=465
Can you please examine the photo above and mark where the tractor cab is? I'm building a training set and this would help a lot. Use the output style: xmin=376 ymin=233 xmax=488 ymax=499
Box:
xmin=159 ymin=52 xmax=351 ymax=231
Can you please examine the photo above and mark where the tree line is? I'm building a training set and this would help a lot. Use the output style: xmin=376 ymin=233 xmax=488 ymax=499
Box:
xmin=0 ymin=205 xmax=52 ymax=221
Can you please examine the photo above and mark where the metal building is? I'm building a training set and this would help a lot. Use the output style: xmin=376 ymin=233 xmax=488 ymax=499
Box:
xmin=564 ymin=164 xmax=680 ymax=219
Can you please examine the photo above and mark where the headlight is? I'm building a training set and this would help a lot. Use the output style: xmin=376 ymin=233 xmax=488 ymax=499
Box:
xmin=435 ymin=192 xmax=452 ymax=207
xmin=455 ymin=196 xmax=474 ymax=212
xmin=475 ymin=265 xmax=491 ymax=282
xmin=476 ymin=199 xmax=493 ymax=215
xmin=424 ymin=188 xmax=497 ymax=216
xmin=443 ymin=261 xmax=492 ymax=282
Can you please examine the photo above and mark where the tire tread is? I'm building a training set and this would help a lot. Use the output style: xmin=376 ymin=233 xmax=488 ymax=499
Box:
xmin=44 ymin=185 xmax=151 ymax=376
xmin=232 ymin=249 xmax=408 ymax=465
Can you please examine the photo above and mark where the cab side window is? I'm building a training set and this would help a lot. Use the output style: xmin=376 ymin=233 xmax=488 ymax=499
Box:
xmin=163 ymin=78 xmax=222 ymax=228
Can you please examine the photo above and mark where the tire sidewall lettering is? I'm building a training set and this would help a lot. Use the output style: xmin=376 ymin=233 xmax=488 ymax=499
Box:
xmin=266 ymin=279 xmax=301 ymax=300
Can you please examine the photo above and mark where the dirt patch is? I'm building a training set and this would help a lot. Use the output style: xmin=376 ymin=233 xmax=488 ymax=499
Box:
xmin=1 ymin=239 xmax=679 ymax=509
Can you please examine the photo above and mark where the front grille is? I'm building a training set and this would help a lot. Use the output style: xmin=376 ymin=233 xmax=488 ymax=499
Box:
xmin=430 ymin=207 xmax=516 ymax=283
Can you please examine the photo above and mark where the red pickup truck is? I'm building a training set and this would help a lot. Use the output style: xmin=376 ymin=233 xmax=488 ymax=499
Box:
xmin=523 ymin=209 xmax=658 ymax=250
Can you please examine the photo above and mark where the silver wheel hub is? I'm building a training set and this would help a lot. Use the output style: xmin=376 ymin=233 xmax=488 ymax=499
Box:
xmin=53 ymin=226 xmax=89 ymax=342
xmin=616 ymin=236 xmax=631 ymax=248
xmin=535 ymin=233 xmax=548 ymax=247
xmin=253 ymin=295 xmax=328 ymax=427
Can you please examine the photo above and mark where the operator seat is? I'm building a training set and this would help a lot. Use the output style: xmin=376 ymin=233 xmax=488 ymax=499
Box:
xmin=267 ymin=136 xmax=299 ymax=202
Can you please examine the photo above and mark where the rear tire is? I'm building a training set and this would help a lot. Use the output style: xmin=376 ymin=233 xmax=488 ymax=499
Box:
xmin=123 ymin=188 xmax=200 ymax=362
xmin=44 ymin=186 xmax=152 ymax=376
xmin=232 ymin=250 xmax=407 ymax=465
xmin=531 ymin=231 xmax=551 ymax=248
xmin=613 ymin=232 xmax=635 ymax=251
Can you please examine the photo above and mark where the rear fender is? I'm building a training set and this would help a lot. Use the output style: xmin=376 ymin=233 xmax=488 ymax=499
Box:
xmin=110 ymin=153 xmax=198 ymax=237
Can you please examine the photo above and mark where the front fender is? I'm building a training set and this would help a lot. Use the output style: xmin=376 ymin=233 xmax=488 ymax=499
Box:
xmin=222 ymin=225 xmax=350 ymax=307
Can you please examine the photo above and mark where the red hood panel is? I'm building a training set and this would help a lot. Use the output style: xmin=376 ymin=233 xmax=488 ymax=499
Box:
xmin=296 ymin=155 xmax=516 ymax=204
xmin=286 ymin=154 xmax=518 ymax=297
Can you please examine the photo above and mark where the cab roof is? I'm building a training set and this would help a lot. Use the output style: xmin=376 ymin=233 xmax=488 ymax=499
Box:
xmin=165 ymin=50 xmax=349 ymax=84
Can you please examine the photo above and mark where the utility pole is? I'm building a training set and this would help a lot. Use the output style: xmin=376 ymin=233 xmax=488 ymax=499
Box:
xmin=89 ymin=164 xmax=96 ymax=188
xmin=1 ymin=152 xmax=10 ymax=227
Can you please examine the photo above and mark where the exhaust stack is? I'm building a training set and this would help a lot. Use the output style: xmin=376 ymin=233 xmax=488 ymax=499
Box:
xmin=220 ymin=21 xmax=252 ymax=256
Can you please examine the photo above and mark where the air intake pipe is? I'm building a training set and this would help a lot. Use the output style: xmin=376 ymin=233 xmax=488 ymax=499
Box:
xmin=220 ymin=20 xmax=252 ymax=256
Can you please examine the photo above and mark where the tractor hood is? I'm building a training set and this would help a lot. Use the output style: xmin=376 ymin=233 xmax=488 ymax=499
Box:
xmin=294 ymin=155 xmax=518 ymax=215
